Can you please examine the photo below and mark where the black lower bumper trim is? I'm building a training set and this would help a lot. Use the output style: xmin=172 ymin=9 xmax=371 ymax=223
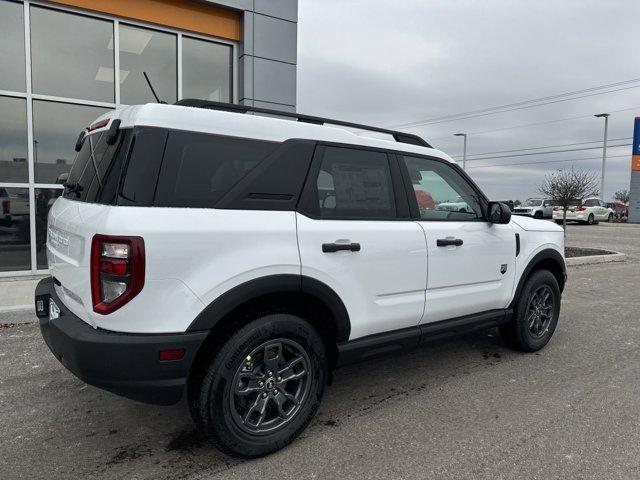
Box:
xmin=36 ymin=277 xmax=208 ymax=405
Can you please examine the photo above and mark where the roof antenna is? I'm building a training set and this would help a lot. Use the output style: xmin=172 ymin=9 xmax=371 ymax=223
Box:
xmin=143 ymin=71 xmax=166 ymax=104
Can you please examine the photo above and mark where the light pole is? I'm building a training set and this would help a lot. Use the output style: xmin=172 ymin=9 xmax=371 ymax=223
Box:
xmin=454 ymin=133 xmax=467 ymax=170
xmin=594 ymin=113 xmax=610 ymax=199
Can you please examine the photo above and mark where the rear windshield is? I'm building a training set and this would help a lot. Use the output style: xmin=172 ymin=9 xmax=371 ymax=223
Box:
xmin=583 ymin=199 xmax=599 ymax=207
xmin=63 ymin=129 xmax=130 ymax=204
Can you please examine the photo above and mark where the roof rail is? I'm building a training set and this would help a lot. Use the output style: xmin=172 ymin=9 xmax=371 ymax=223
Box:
xmin=174 ymin=99 xmax=432 ymax=148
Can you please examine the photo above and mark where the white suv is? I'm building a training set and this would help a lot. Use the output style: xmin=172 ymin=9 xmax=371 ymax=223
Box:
xmin=35 ymin=100 xmax=566 ymax=457
xmin=553 ymin=197 xmax=614 ymax=225
xmin=513 ymin=198 xmax=554 ymax=219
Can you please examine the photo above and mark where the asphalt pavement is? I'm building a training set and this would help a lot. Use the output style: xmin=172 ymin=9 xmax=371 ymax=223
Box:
xmin=1 ymin=223 xmax=639 ymax=479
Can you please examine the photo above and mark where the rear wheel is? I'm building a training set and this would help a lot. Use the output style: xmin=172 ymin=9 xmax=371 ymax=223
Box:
xmin=188 ymin=314 xmax=327 ymax=458
xmin=500 ymin=269 xmax=561 ymax=352
xmin=587 ymin=213 xmax=595 ymax=225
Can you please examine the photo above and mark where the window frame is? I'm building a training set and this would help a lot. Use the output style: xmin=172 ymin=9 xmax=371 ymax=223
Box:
xmin=297 ymin=142 xmax=410 ymax=221
xmin=394 ymin=152 xmax=490 ymax=222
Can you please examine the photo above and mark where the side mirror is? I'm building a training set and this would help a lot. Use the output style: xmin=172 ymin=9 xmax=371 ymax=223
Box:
xmin=488 ymin=201 xmax=511 ymax=224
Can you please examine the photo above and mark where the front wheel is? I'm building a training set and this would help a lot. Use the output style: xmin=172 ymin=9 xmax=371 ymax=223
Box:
xmin=608 ymin=213 xmax=614 ymax=222
xmin=500 ymin=269 xmax=561 ymax=352
xmin=188 ymin=314 xmax=327 ymax=458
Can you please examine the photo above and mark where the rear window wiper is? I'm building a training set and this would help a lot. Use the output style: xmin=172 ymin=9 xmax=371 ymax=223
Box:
xmin=63 ymin=181 xmax=83 ymax=198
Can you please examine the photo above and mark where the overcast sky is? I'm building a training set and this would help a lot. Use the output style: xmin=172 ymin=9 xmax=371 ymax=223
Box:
xmin=296 ymin=0 xmax=640 ymax=201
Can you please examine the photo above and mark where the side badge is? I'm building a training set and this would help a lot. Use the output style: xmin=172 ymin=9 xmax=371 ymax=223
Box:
xmin=500 ymin=264 xmax=508 ymax=274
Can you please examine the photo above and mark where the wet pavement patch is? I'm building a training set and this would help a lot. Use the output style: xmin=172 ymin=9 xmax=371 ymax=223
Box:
xmin=166 ymin=428 xmax=207 ymax=453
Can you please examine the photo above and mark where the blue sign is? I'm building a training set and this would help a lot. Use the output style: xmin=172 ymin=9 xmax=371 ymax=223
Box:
xmin=634 ymin=117 xmax=640 ymax=156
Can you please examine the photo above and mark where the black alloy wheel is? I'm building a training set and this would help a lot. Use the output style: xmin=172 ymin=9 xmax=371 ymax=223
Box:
xmin=230 ymin=339 xmax=311 ymax=435
xmin=526 ymin=285 xmax=554 ymax=338
xmin=188 ymin=314 xmax=327 ymax=458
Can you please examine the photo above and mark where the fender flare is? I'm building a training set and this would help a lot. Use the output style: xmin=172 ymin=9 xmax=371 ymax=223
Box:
xmin=509 ymin=248 xmax=566 ymax=309
xmin=186 ymin=274 xmax=351 ymax=342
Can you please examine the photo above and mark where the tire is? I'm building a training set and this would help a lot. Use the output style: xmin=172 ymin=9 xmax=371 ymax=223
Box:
xmin=608 ymin=213 xmax=613 ymax=222
xmin=188 ymin=314 xmax=327 ymax=458
xmin=534 ymin=211 xmax=543 ymax=219
xmin=499 ymin=269 xmax=561 ymax=352
xmin=587 ymin=213 xmax=595 ymax=225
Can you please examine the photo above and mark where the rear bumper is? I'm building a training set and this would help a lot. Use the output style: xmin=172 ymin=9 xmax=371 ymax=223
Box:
xmin=35 ymin=277 xmax=208 ymax=405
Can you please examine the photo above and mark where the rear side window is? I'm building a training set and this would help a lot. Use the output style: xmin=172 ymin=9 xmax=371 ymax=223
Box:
xmin=304 ymin=146 xmax=396 ymax=219
xmin=155 ymin=131 xmax=278 ymax=208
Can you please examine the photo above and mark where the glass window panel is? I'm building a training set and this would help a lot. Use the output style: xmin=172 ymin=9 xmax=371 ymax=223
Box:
xmin=33 ymin=100 xmax=110 ymax=184
xmin=182 ymin=37 xmax=232 ymax=102
xmin=30 ymin=6 xmax=114 ymax=102
xmin=312 ymin=147 xmax=396 ymax=219
xmin=0 ymin=1 xmax=26 ymax=92
xmin=119 ymin=25 xmax=177 ymax=105
xmin=0 ymin=187 xmax=30 ymax=272
xmin=0 ymin=96 xmax=28 ymax=183
xmin=401 ymin=155 xmax=483 ymax=221
xmin=35 ymin=187 xmax=62 ymax=269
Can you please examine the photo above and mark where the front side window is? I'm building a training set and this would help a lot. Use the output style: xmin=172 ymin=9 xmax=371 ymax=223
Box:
xmin=401 ymin=155 xmax=483 ymax=221
xmin=309 ymin=146 xmax=396 ymax=219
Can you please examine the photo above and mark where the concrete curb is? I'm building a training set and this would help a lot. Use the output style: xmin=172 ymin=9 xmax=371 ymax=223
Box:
xmin=595 ymin=222 xmax=640 ymax=228
xmin=565 ymin=251 xmax=626 ymax=266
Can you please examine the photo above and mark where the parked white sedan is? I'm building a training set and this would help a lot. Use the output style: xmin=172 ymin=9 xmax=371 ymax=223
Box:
xmin=553 ymin=197 xmax=614 ymax=225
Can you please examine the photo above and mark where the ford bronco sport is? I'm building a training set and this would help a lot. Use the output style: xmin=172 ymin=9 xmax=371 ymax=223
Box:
xmin=35 ymin=100 xmax=566 ymax=457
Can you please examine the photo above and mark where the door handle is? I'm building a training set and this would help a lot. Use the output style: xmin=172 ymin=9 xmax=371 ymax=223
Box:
xmin=436 ymin=238 xmax=463 ymax=247
xmin=322 ymin=242 xmax=361 ymax=253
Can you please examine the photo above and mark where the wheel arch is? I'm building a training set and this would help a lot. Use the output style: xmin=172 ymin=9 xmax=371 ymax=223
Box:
xmin=510 ymin=249 xmax=566 ymax=309
xmin=186 ymin=274 xmax=351 ymax=369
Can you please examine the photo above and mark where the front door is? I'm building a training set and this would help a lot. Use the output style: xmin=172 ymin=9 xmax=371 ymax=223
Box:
xmin=398 ymin=154 xmax=517 ymax=323
xmin=296 ymin=145 xmax=427 ymax=340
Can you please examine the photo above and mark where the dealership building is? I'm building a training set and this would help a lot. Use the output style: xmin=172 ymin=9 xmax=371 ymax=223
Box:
xmin=0 ymin=0 xmax=298 ymax=275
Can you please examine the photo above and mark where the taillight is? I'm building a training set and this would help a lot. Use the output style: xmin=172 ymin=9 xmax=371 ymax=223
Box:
xmin=91 ymin=234 xmax=145 ymax=315
xmin=577 ymin=206 xmax=587 ymax=211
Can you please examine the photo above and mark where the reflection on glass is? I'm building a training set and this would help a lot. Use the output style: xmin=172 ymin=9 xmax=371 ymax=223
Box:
xmin=30 ymin=6 xmax=114 ymax=102
xmin=0 ymin=187 xmax=30 ymax=272
xmin=0 ymin=1 xmax=26 ymax=92
xmin=33 ymin=101 xmax=110 ymax=184
xmin=119 ymin=25 xmax=177 ymax=105
xmin=0 ymin=97 xmax=28 ymax=183
xmin=35 ymin=187 xmax=62 ymax=269
xmin=182 ymin=37 xmax=232 ymax=102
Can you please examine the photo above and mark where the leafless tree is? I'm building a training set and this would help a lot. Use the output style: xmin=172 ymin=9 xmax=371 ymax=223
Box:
xmin=538 ymin=168 xmax=599 ymax=230
xmin=614 ymin=188 xmax=630 ymax=204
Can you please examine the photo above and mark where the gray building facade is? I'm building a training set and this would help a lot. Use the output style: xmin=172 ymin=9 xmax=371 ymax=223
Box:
xmin=0 ymin=0 xmax=298 ymax=276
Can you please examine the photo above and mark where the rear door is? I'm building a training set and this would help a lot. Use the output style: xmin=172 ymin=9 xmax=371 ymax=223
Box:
xmin=296 ymin=145 xmax=427 ymax=340
xmin=397 ymin=154 xmax=517 ymax=323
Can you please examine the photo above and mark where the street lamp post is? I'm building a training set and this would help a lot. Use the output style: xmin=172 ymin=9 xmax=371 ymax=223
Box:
xmin=594 ymin=113 xmax=610 ymax=199
xmin=454 ymin=133 xmax=467 ymax=170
